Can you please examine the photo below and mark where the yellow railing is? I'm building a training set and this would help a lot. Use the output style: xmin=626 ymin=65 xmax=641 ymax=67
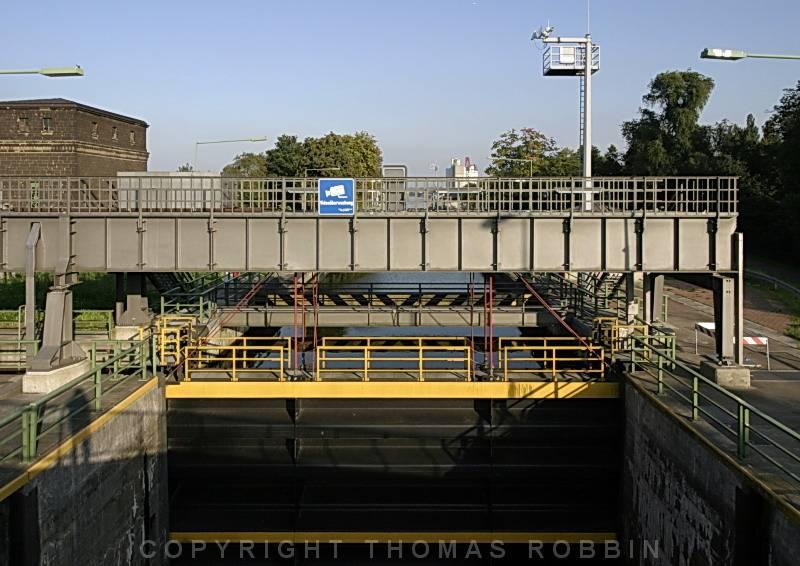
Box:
xmin=499 ymin=337 xmax=605 ymax=380
xmin=316 ymin=338 xmax=472 ymax=382
xmin=183 ymin=337 xmax=291 ymax=382
xmin=156 ymin=315 xmax=196 ymax=364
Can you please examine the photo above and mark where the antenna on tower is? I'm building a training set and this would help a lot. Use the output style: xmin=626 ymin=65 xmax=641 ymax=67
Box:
xmin=587 ymin=0 xmax=591 ymax=34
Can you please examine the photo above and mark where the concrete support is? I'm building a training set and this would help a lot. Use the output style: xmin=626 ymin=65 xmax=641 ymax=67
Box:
xmin=114 ymin=272 xmax=125 ymax=324
xmin=712 ymin=274 xmax=735 ymax=364
xmin=24 ymin=223 xmax=41 ymax=343
xmin=641 ymin=273 xmax=664 ymax=324
xmin=118 ymin=272 xmax=152 ymax=326
xmin=734 ymin=233 xmax=744 ymax=365
xmin=624 ymin=273 xmax=637 ymax=323
xmin=27 ymin=216 xmax=88 ymax=388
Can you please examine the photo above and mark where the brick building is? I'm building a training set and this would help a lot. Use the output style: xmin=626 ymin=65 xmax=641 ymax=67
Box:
xmin=0 ymin=98 xmax=148 ymax=176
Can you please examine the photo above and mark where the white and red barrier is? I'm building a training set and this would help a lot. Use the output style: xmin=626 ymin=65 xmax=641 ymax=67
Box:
xmin=694 ymin=322 xmax=771 ymax=370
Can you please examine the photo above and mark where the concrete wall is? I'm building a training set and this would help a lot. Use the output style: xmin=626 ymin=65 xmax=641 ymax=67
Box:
xmin=622 ymin=380 xmax=800 ymax=566
xmin=0 ymin=380 xmax=168 ymax=566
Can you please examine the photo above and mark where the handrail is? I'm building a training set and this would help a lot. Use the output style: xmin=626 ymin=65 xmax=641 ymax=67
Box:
xmin=0 ymin=339 xmax=151 ymax=464
xmin=316 ymin=343 xmax=472 ymax=382
xmin=628 ymin=335 xmax=800 ymax=485
xmin=0 ymin=176 xmax=739 ymax=216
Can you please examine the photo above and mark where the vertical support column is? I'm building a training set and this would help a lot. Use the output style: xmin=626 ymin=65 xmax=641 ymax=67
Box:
xmin=735 ymin=233 xmax=744 ymax=366
xmin=24 ymin=223 xmax=41 ymax=341
xmin=114 ymin=273 xmax=125 ymax=324
xmin=641 ymin=273 xmax=652 ymax=325
xmin=642 ymin=274 xmax=664 ymax=325
xmin=624 ymin=273 xmax=637 ymax=323
xmin=712 ymin=274 xmax=735 ymax=364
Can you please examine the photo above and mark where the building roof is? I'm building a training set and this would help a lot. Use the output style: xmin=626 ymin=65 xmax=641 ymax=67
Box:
xmin=0 ymin=98 xmax=148 ymax=127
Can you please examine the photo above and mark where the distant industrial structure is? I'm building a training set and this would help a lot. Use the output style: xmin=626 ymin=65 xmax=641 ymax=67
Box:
xmin=0 ymin=98 xmax=148 ymax=176
xmin=446 ymin=157 xmax=479 ymax=180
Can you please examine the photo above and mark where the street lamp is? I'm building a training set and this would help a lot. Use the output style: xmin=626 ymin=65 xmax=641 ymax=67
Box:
xmin=194 ymin=137 xmax=268 ymax=171
xmin=304 ymin=167 xmax=341 ymax=178
xmin=0 ymin=66 xmax=84 ymax=77
xmin=701 ymin=48 xmax=800 ymax=61
xmin=490 ymin=156 xmax=537 ymax=177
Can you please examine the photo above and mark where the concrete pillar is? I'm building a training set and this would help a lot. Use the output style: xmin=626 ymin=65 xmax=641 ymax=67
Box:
xmin=642 ymin=274 xmax=664 ymax=325
xmin=712 ymin=274 xmax=735 ymax=364
xmin=114 ymin=273 xmax=125 ymax=324
xmin=24 ymin=223 xmax=41 ymax=341
xmin=734 ymin=233 xmax=744 ymax=365
xmin=118 ymin=273 xmax=152 ymax=326
xmin=624 ymin=273 xmax=637 ymax=323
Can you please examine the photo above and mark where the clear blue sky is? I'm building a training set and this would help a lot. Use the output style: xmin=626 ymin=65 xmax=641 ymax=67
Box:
xmin=3 ymin=0 xmax=798 ymax=174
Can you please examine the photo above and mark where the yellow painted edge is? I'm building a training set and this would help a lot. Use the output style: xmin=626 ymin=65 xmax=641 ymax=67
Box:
xmin=0 ymin=378 xmax=158 ymax=503
xmin=170 ymin=532 xmax=618 ymax=544
xmin=165 ymin=381 xmax=619 ymax=400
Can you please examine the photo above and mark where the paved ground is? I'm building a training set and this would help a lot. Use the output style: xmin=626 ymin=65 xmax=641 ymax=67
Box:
xmin=662 ymin=279 xmax=800 ymax=432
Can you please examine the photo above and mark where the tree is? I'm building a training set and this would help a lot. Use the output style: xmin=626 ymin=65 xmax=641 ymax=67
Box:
xmin=222 ymin=131 xmax=383 ymax=178
xmin=303 ymin=131 xmax=382 ymax=177
xmin=622 ymin=71 xmax=715 ymax=174
xmin=485 ymin=128 xmax=579 ymax=176
xmin=222 ymin=152 xmax=269 ymax=177
xmin=177 ymin=163 xmax=194 ymax=172
xmin=593 ymin=145 xmax=624 ymax=176
xmin=264 ymin=135 xmax=305 ymax=177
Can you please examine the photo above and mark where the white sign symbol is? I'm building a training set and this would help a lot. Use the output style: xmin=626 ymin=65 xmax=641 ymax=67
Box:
xmin=325 ymin=184 xmax=347 ymax=198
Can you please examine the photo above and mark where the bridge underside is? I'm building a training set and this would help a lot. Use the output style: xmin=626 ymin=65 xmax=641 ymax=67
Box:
xmin=0 ymin=215 xmax=738 ymax=273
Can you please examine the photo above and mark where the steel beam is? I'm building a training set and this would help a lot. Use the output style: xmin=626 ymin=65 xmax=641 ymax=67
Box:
xmin=0 ymin=215 xmax=739 ymax=274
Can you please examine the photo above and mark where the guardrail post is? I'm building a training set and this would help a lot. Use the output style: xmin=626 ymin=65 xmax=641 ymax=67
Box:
xmin=23 ymin=404 xmax=37 ymax=463
xmin=737 ymin=405 xmax=749 ymax=458
xmin=691 ymin=375 xmax=699 ymax=421
xmin=656 ymin=353 xmax=664 ymax=395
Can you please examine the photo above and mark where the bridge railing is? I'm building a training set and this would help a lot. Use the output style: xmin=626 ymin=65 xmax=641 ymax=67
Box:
xmin=0 ymin=176 xmax=738 ymax=216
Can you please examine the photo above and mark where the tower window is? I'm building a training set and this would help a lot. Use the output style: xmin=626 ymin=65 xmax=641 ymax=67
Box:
xmin=129 ymin=130 xmax=136 ymax=145
xmin=112 ymin=126 xmax=118 ymax=140
xmin=91 ymin=122 xmax=99 ymax=139
xmin=41 ymin=116 xmax=52 ymax=133
xmin=16 ymin=116 xmax=29 ymax=133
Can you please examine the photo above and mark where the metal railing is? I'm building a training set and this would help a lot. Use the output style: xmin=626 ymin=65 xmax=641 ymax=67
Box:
xmin=0 ymin=176 xmax=738 ymax=216
xmin=498 ymin=337 xmax=605 ymax=380
xmin=0 ymin=338 xmax=150 ymax=464
xmin=593 ymin=317 xmax=676 ymax=363
xmin=628 ymin=336 xmax=800 ymax=486
xmin=0 ymin=339 xmax=39 ymax=370
xmin=183 ymin=337 xmax=291 ymax=382
xmin=316 ymin=337 xmax=472 ymax=382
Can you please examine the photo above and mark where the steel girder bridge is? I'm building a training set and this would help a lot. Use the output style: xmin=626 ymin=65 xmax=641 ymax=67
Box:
xmin=0 ymin=175 xmax=745 ymax=372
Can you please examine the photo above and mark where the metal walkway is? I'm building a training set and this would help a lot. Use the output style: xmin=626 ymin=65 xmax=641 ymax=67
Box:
xmin=0 ymin=175 xmax=739 ymax=273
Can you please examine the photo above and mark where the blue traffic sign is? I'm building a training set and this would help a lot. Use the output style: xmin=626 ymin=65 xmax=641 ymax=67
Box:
xmin=318 ymin=178 xmax=355 ymax=216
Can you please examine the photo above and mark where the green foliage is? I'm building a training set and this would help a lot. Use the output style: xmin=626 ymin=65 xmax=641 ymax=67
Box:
xmin=223 ymin=132 xmax=383 ymax=178
xmin=0 ymin=273 xmax=117 ymax=310
xmin=485 ymin=128 xmax=581 ymax=176
xmin=177 ymin=163 xmax=194 ymax=172
xmin=622 ymin=71 xmax=715 ymax=174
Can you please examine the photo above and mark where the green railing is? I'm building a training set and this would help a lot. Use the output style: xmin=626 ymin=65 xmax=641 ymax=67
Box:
xmin=0 ymin=338 xmax=151 ymax=464
xmin=74 ymin=310 xmax=114 ymax=335
xmin=0 ymin=339 xmax=39 ymax=371
xmin=629 ymin=335 xmax=800 ymax=486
